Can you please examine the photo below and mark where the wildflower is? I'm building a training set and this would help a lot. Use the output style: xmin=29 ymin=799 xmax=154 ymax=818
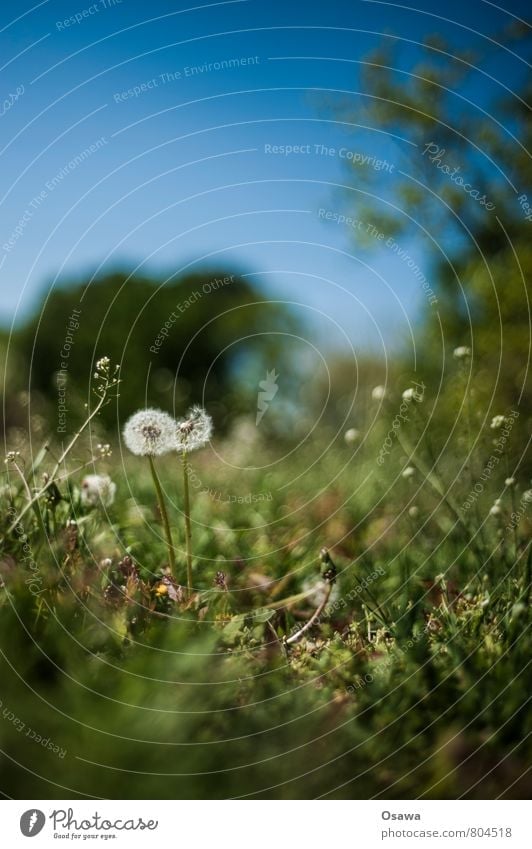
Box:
xmin=505 ymin=477 xmax=516 ymax=488
xmin=97 ymin=443 xmax=112 ymax=458
xmin=402 ymin=466 xmax=415 ymax=479
xmin=490 ymin=500 xmax=502 ymax=517
xmin=123 ymin=408 xmax=176 ymax=456
xmin=408 ymin=505 xmax=419 ymax=518
xmin=95 ymin=356 xmax=110 ymax=373
xmin=174 ymin=406 xmax=213 ymax=595
xmin=174 ymin=405 xmax=213 ymax=453
xmin=344 ymin=427 xmax=360 ymax=445
xmin=490 ymin=415 xmax=506 ymax=430
xmin=402 ymin=387 xmax=423 ymax=403
xmin=371 ymin=385 xmax=386 ymax=401
xmin=93 ymin=356 xmax=120 ymax=400
xmin=123 ymin=409 xmax=176 ymax=574
xmin=453 ymin=346 xmax=471 ymax=359
xmin=81 ymin=474 xmax=116 ymax=508
xmin=4 ymin=451 xmax=21 ymax=464
xmin=214 ymin=570 xmax=227 ymax=590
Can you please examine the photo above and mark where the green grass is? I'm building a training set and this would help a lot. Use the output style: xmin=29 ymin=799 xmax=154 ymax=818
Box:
xmin=0 ymin=381 xmax=530 ymax=799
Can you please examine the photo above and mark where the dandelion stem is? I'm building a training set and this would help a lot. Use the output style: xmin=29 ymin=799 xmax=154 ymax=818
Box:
xmin=148 ymin=455 xmax=176 ymax=575
xmin=182 ymin=452 xmax=193 ymax=595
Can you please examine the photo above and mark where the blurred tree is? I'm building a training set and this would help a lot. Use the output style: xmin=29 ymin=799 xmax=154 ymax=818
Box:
xmin=328 ymin=24 xmax=531 ymax=413
xmin=12 ymin=270 xmax=300 ymax=433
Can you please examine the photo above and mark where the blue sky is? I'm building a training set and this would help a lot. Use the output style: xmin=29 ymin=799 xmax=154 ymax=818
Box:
xmin=0 ymin=0 xmax=529 ymax=353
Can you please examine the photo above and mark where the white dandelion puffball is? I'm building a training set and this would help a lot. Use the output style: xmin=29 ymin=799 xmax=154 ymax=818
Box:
xmin=344 ymin=428 xmax=360 ymax=445
xmin=402 ymin=466 xmax=415 ymax=480
xmin=81 ymin=474 xmax=116 ymax=508
xmin=123 ymin=408 xmax=176 ymax=456
xmin=175 ymin=406 xmax=213 ymax=453
xmin=490 ymin=415 xmax=506 ymax=430
xmin=490 ymin=502 xmax=502 ymax=517
xmin=453 ymin=346 xmax=471 ymax=359
xmin=371 ymin=385 xmax=386 ymax=401
xmin=505 ymin=477 xmax=516 ymax=488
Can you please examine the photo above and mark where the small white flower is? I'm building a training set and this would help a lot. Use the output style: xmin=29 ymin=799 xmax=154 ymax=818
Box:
xmin=402 ymin=466 xmax=415 ymax=479
xmin=344 ymin=428 xmax=360 ymax=445
xmin=408 ymin=505 xmax=419 ymax=518
xmin=123 ymin=408 xmax=176 ymax=456
xmin=505 ymin=477 xmax=516 ymax=488
xmin=81 ymin=474 xmax=116 ymax=508
xmin=490 ymin=415 xmax=506 ymax=430
xmin=371 ymin=385 xmax=386 ymax=401
xmin=453 ymin=346 xmax=471 ymax=359
xmin=4 ymin=451 xmax=21 ymax=464
xmin=402 ymin=385 xmax=424 ymax=403
xmin=490 ymin=502 xmax=502 ymax=517
xmin=96 ymin=356 xmax=110 ymax=372
xmin=97 ymin=443 xmax=112 ymax=458
xmin=174 ymin=406 xmax=213 ymax=453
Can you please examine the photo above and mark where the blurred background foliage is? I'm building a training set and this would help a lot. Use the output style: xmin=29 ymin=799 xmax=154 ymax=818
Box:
xmin=7 ymin=270 xmax=302 ymax=433
xmin=324 ymin=27 xmax=531 ymax=421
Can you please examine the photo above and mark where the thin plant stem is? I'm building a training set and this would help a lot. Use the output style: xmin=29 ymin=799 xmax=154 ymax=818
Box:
xmin=182 ymin=452 xmax=193 ymax=595
xmin=148 ymin=455 xmax=176 ymax=575
xmin=6 ymin=390 xmax=109 ymax=536
xmin=284 ymin=581 xmax=333 ymax=646
xmin=10 ymin=459 xmax=33 ymax=502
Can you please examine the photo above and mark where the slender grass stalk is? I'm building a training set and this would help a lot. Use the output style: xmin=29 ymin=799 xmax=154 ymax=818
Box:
xmin=181 ymin=452 xmax=193 ymax=595
xmin=284 ymin=581 xmax=333 ymax=646
xmin=6 ymin=390 xmax=110 ymax=536
xmin=148 ymin=455 xmax=176 ymax=575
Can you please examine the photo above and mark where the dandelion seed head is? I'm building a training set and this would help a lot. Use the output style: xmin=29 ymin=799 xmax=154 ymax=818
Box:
xmin=523 ymin=489 xmax=532 ymax=503
xmin=408 ymin=505 xmax=419 ymax=518
xmin=490 ymin=502 xmax=502 ymax=517
xmin=123 ymin=408 xmax=176 ymax=456
xmin=402 ymin=466 xmax=415 ymax=479
xmin=505 ymin=477 xmax=516 ymax=487
xmin=81 ymin=474 xmax=116 ymax=508
xmin=174 ymin=406 xmax=213 ymax=453
xmin=453 ymin=346 xmax=471 ymax=359
xmin=371 ymin=385 xmax=386 ymax=401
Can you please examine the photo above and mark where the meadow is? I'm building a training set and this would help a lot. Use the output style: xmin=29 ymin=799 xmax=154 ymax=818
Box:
xmin=0 ymin=351 xmax=530 ymax=799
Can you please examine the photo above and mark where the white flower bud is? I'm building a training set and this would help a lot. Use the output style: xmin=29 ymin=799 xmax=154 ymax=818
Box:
xmin=344 ymin=428 xmax=360 ymax=445
xmin=371 ymin=385 xmax=386 ymax=401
